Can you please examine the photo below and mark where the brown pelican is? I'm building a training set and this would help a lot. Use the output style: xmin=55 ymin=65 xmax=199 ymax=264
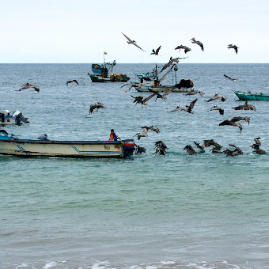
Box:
xmin=150 ymin=46 xmax=161 ymax=55
xmin=134 ymin=127 xmax=148 ymax=140
xmin=17 ymin=83 xmax=40 ymax=92
xmin=89 ymin=102 xmax=106 ymax=114
xmin=219 ymin=116 xmax=250 ymax=132
xmin=207 ymin=93 xmax=227 ymax=102
xmin=184 ymin=89 xmax=204 ymax=96
xmin=149 ymin=88 xmax=174 ymax=101
xmin=233 ymin=101 xmax=256 ymax=111
xmin=224 ymin=144 xmax=243 ymax=156
xmin=160 ymin=57 xmax=186 ymax=73
xmin=121 ymin=32 xmax=144 ymax=51
xmin=131 ymin=93 xmax=157 ymax=106
xmin=155 ymin=141 xmax=167 ymax=155
xmin=210 ymin=146 xmax=223 ymax=153
xmin=171 ymin=98 xmax=197 ymax=114
xmin=66 ymin=80 xmax=79 ymax=86
xmin=190 ymin=37 xmax=204 ymax=51
xmin=175 ymin=45 xmax=192 ymax=54
xmin=228 ymin=44 xmax=239 ymax=54
xmin=134 ymin=144 xmax=146 ymax=154
xmin=250 ymin=137 xmax=266 ymax=154
xmin=183 ymin=145 xmax=197 ymax=155
xmin=224 ymin=74 xmax=237 ymax=81
xmin=210 ymin=105 xmax=224 ymax=115
xmin=203 ymin=139 xmax=222 ymax=149
xmin=121 ymin=83 xmax=142 ymax=92
xmin=194 ymin=142 xmax=205 ymax=151
xmin=141 ymin=125 xmax=160 ymax=134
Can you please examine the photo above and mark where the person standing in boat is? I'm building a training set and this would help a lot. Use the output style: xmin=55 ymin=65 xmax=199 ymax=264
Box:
xmin=109 ymin=129 xmax=118 ymax=141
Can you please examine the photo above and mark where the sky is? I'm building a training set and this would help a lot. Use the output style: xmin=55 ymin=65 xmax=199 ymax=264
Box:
xmin=1 ymin=0 xmax=269 ymax=63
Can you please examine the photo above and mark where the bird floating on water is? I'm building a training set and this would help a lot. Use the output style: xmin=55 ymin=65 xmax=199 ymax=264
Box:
xmin=89 ymin=102 xmax=106 ymax=114
xmin=17 ymin=83 xmax=40 ymax=92
xmin=183 ymin=145 xmax=197 ymax=155
xmin=228 ymin=44 xmax=239 ymax=54
xmin=154 ymin=141 xmax=167 ymax=155
xmin=66 ymin=80 xmax=79 ymax=86
xmin=134 ymin=144 xmax=146 ymax=154
xmin=224 ymin=144 xmax=243 ymax=157
xmin=121 ymin=32 xmax=144 ymax=51
xmin=233 ymin=101 xmax=256 ymax=111
xmin=190 ymin=37 xmax=204 ymax=51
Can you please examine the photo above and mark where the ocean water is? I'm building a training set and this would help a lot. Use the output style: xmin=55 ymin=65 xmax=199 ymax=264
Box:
xmin=1 ymin=63 xmax=269 ymax=269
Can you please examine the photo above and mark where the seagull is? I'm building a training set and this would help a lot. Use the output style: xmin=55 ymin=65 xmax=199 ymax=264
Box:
xmin=134 ymin=127 xmax=148 ymax=140
xmin=66 ymin=80 xmax=79 ymax=86
xmin=219 ymin=116 xmax=250 ymax=132
xmin=207 ymin=93 xmax=227 ymax=102
xmin=121 ymin=32 xmax=144 ymax=51
xmin=224 ymin=74 xmax=237 ymax=81
xmin=171 ymin=99 xmax=197 ymax=114
xmin=210 ymin=105 xmax=224 ymax=115
xmin=17 ymin=83 xmax=40 ymax=92
xmin=150 ymin=46 xmax=161 ymax=55
xmin=233 ymin=101 xmax=256 ymax=111
xmin=228 ymin=44 xmax=239 ymax=54
xmin=183 ymin=145 xmax=197 ymax=155
xmin=141 ymin=125 xmax=160 ymax=134
xmin=175 ymin=45 xmax=192 ymax=54
xmin=154 ymin=141 xmax=167 ymax=155
xmin=89 ymin=102 xmax=106 ymax=114
xmin=190 ymin=37 xmax=204 ymax=51
xmin=131 ymin=93 xmax=157 ymax=106
xmin=184 ymin=89 xmax=204 ymax=96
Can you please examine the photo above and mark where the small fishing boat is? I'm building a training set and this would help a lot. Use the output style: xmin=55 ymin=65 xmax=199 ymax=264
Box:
xmin=0 ymin=110 xmax=30 ymax=126
xmin=88 ymin=60 xmax=130 ymax=82
xmin=234 ymin=90 xmax=269 ymax=101
xmin=131 ymin=64 xmax=193 ymax=93
xmin=0 ymin=131 xmax=135 ymax=158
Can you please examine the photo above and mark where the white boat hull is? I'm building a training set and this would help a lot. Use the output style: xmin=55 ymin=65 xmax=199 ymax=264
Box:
xmin=134 ymin=85 xmax=191 ymax=93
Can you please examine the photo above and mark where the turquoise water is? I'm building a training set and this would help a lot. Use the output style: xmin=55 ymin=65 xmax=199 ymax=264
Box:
xmin=1 ymin=64 xmax=269 ymax=268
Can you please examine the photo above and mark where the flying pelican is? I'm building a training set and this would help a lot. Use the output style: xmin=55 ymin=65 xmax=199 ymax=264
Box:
xmin=184 ymin=89 xmax=204 ymax=96
xmin=141 ymin=125 xmax=160 ymax=134
xmin=66 ymin=80 xmax=79 ymax=86
xmin=210 ymin=105 xmax=224 ymax=115
xmin=149 ymin=88 xmax=174 ymax=101
xmin=207 ymin=93 xmax=227 ymax=102
xmin=203 ymin=139 xmax=222 ymax=149
xmin=171 ymin=98 xmax=197 ymax=114
xmin=190 ymin=37 xmax=204 ymax=51
xmin=175 ymin=45 xmax=192 ymax=54
xmin=17 ymin=83 xmax=40 ymax=92
xmin=89 ymin=102 xmax=106 ymax=114
xmin=134 ymin=127 xmax=148 ymax=140
xmin=233 ymin=101 xmax=256 ymax=111
xmin=219 ymin=116 xmax=250 ymax=132
xmin=194 ymin=142 xmax=205 ymax=151
xmin=150 ymin=46 xmax=161 ymax=55
xmin=183 ymin=145 xmax=197 ymax=155
xmin=121 ymin=32 xmax=144 ymax=51
xmin=228 ymin=44 xmax=239 ymax=53
xmin=160 ymin=57 xmax=186 ymax=73
xmin=224 ymin=74 xmax=237 ymax=81
xmin=131 ymin=93 xmax=157 ymax=106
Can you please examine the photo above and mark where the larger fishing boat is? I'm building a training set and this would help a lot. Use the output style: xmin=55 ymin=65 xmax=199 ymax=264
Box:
xmin=0 ymin=131 xmax=135 ymax=158
xmin=88 ymin=60 xmax=130 ymax=82
xmin=234 ymin=90 xmax=269 ymax=101
xmin=131 ymin=64 xmax=193 ymax=93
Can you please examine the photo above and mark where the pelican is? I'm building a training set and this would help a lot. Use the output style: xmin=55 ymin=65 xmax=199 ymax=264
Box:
xmin=228 ymin=44 xmax=239 ymax=54
xmin=66 ymin=80 xmax=79 ymax=86
xmin=190 ymin=37 xmax=204 ymax=51
xmin=203 ymin=139 xmax=222 ymax=149
xmin=134 ymin=144 xmax=146 ymax=154
xmin=141 ymin=125 xmax=160 ymax=134
xmin=134 ymin=127 xmax=148 ymax=140
xmin=131 ymin=93 xmax=157 ymax=106
xmin=170 ymin=98 xmax=197 ymax=114
xmin=194 ymin=142 xmax=205 ymax=151
xmin=249 ymin=137 xmax=266 ymax=154
xmin=233 ymin=101 xmax=256 ymax=111
xmin=150 ymin=46 xmax=161 ymax=55
xmin=17 ymin=83 xmax=40 ymax=92
xmin=175 ymin=45 xmax=192 ymax=54
xmin=210 ymin=105 xmax=224 ymax=115
xmin=89 ymin=102 xmax=106 ymax=114
xmin=184 ymin=89 xmax=204 ymax=96
xmin=160 ymin=57 xmax=186 ymax=73
xmin=183 ymin=145 xmax=197 ymax=155
xmin=121 ymin=32 xmax=144 ymax=51
xmin=154 ymin=141 xmax=167 ymax=155
xmin=219 ymin=116 xmax=250 ymax=132
xmin=149 ymin=88 xmax=174 ymax=101
xmin=207 ymin=93 xmax=227 ymax=102
xmin=224 ymin=74 xmax=237 ymax=81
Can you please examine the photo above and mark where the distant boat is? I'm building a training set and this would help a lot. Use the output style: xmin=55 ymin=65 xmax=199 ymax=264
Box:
xmin=234 ymin=90 xmax=269 ymax=101
xmin=0 ymin=110 xmax=30 ymax=125
xmin=88 ymin=60 xmax=130 ymax=82
xmin=0 ymin=131 xmax=135 ymax=158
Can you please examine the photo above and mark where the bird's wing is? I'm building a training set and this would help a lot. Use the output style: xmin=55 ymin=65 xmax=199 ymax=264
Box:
xmin=74 ymin=80 xmax=79 ymax=84
xmin=141 ymin=128 xmax=148 ymax=135
xmin=219 ymin=120 xmax=232 ymax=126
xmin=219 ymin=108 xmax=224 ymax=115
xmin=89 ymin=104 xmax=96 ymax=114
xmin=133 ymin=42 xmax=144 ymax=51
xmin=122 ymin=32 xmax=132 ymax=42
xmin=156 ymin=46 xmax=161 ymax=54
xmin=231 ymin=116 xmax=248 ymax=123
xmin=143 ymin=93 xmax=157 ymax=103
xmin=189 ymin=98 xmax=198 ymax=111
xmin=160 ymin=61 xmax=171 ymax=73
xmin=162 ymin=88 xmax=174 ymax=98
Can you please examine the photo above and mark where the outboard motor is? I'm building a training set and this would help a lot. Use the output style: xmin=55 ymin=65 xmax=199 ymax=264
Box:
xmin=122 ymin=139 xmax=135 ymax=157
xmin=15 ymin=112 xmax=30 ymax=124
